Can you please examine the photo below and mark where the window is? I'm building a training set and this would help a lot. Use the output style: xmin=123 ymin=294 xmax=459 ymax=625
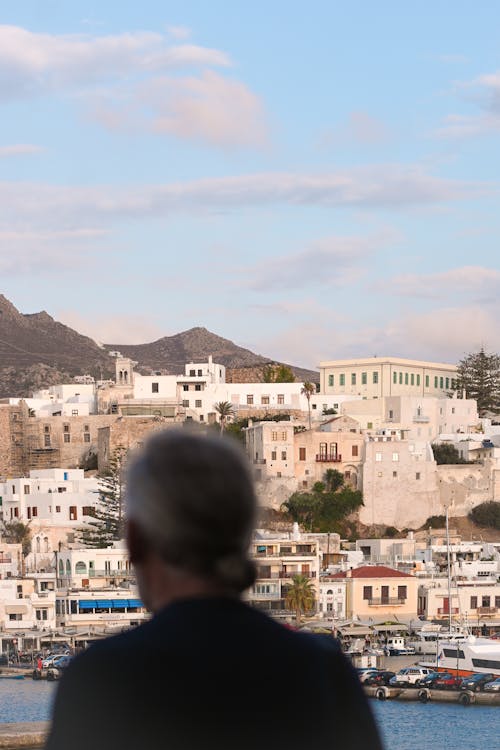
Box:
xmin=24 ymin=485 xmax=30 ymax=494
xmin=393 ymin=471 xmax=397 ymax=478
xmin=32 ymin=507 xmax=38 ymax=517
xmin=271 ymin=431 xmax=278 ymax=441
xmin=271 ymin=451 xmax=277 ymax=461
xmin=197 ymin=369 xmax=202 ymax=376
xmin=56 ymin=506 xmax=61 ymax=513
xmin=445 ymin=377 xmax=450 ymax=389
xmin=373 ymin=371 xmax=379 ymax=384
xmin=392 ymin=452 xmax=399 ymax=462
xmin=247 ymin=395 xmax=254 ymax=405
xmin=183 ymin=384 xmax=189 ymax=391
xmin=470 ymin=596 xmax=478 ymax=609
xmin=361 ymin=372 xmax=367 ymax=385
xmin=69 ymin=506 xmax=77 ymax=521
xmin=495 ymin=596 xmax=500 ymax=609
xmin=339 ymin=374 xmax=345 ymax=386
xmin=195 ymin=400 xmax=202 ymax=408
xmin=367 ymin=422 xmax=373 ymax=429
xmin=299 ymin=447 xmax=306 ymax=461
xmin=363 ymin=586 xmax=372 ymax=600
xmin=182 ymin=400 xmax=189 ymax=407
xmin=27 ymin=508 xmax=31 ymax=519
xmin=389 ymin=409 xmax=394 ymax=419
xmin=63 ymin=433 xmax=70 ymax=443
xmin=416 ymin=472 xmax=421 ymax=480
xmin=189 ymin=369 xmax=195 ymax=376
xmin=328 ymin=374 xmax=334 ymax=387
xmin=281 ymin=431 xmax=287 ymax=441
xmin=281 ymin=451 xmax=287 ymax=460
xmin=393 ymin=372 xmax=397 ymax=384
xmin=482 ymin=596 xmax=491 ymax=608
xmin=261 ymin=396 xmax=270 ymax=405
xmin=195 ymin=384 xmax=201 ymax=391
xmin=425 ymin=375 xmax=429 ymax=387
xmin=416 ymin=374 xmax=420 ymax=386
xmin=277 ymin=394 xmax=285 ymax=405
xmin=440 ymin=377 xmax=444 ymax=389
xmin=9 ymin=613 xmax=22 ymax=621
xmin=434 ymin=376 xmax=438 ymax=388
xmin=152 ymin=382 xmax=159 ymax=393
xmin=63 ymin=424 xmax=70 ymax=433
xmin=410 ymin=374 xmax=414 ymax=385
xmin=351 ymin=373 xmax=356 ymax=385
xmin=352 ymin=445 xmax=358 ymax=457
xmin=82 ymin=506 xmax=95 ymax=516
xmin=199 ymin=414 xmax=204 ymax=422
xmin=405 ymin=373 xmax=409 ymax=385
xmin=84 ymin=424 xmax=89 ymax=432
xmin=398 ymin=585 xmax=407 ymax=601
xmin=399 ymin=372 xmax=403 ymax=384
xmin=375 ymin=452 xmax=382 ymax=462
xmin=44 ymin=425 xmax=50 ymax=433
xmin=84 ymin=433 xmax=91 ymax=442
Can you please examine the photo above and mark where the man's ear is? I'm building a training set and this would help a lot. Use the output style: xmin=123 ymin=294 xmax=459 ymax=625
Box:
xmin=127 ymin=519 xmax=148 ymax=565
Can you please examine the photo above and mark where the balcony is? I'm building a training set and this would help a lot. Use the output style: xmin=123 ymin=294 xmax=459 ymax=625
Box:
xmin=413 ymin=414 xmax=430 ymax=423
xmin=315 ymin=454 xmax=342 ymax=463
xmin=477 ymin=606 xmax=498 ymax=616
xmin=281 ymin=570 xmax=317 ymax=579
xmin=367 ymin=597 xmax=406 ymax=606
xmin=437 ymin=607 xmax=460 ymax=615
xmin=253 ymin=459 xmax=267 ymax=465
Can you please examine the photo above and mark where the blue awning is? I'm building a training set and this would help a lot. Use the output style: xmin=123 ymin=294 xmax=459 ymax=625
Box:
xmin=127 ymin=599 xmax=143 ymax=608
xmin=78 ymin=600 xmax=96 ymax=610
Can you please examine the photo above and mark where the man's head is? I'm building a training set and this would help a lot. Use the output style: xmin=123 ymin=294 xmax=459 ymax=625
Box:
xmin=126 ymin=429 xmax=257 ymax=610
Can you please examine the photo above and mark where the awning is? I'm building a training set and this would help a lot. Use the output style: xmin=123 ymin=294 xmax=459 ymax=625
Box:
xmin=372 ymin=623 xmax=409 ymax=633
xmin=337 ymin=625 xmax=373 ymax=636
xmin=5 ymin=605 xmax=28 ymax=614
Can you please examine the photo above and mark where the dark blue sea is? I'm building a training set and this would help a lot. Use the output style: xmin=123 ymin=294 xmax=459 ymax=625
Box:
xmin=1 ymin=679 xmax=499 ymax=748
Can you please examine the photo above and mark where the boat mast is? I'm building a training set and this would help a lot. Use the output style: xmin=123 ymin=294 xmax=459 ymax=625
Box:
xmin=445 ymin=505 xmax=452 ymax=634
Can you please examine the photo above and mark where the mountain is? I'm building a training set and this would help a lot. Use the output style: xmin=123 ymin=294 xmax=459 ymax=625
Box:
xmin=0 ymin=296 xmax=318 ymax=398
xmin=104 ymin=327 xmax=317 ymax=382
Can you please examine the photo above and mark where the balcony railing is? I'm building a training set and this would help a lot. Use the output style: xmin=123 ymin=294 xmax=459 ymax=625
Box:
xmin=315 ymin=454 xmax=342 ymax=463
xmin=477 ymin=606 xmax=498 ymax=615
xmin=437 ymin=607 xmax=460 ymax=615
xmin=367 ymin=597 xmax=406 ymax=606
xmin=281 ymin=571 xmax=317 ymax=579
xmin=253 ymin=459 xmax=267 ymax=465
xmin=413 ymin=414 xmax=430 ymax=423
xmin=254 ymin=549 xmax=315 ymax=558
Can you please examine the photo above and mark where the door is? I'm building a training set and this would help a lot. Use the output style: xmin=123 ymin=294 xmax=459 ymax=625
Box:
xmin=381 ymin=586 xmax=389 ymax=605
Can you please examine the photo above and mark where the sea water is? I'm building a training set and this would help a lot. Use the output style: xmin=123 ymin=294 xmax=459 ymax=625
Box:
xmin=1 ymin=680 xmax=499 ymax=749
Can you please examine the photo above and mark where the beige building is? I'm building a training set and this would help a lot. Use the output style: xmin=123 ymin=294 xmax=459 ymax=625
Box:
xmin=331 ymin=565 xmax=418 ymax=620
xmin=320 ymin=357 xmax=457 ymax=399
xmin=418 ymin=578 xmax=500 ymax=627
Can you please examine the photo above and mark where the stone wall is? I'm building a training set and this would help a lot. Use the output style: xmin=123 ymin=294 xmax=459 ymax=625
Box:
xmin=97 ymin=417 xmax=177 ymax=471
xmin=437 ymin=461 xmax=500 ymax=515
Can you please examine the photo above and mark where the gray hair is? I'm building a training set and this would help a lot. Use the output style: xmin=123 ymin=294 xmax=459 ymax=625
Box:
xmin=126 ymin=429 xmax=257 ymax=592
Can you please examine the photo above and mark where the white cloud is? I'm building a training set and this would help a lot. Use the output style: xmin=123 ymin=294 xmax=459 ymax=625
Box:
xmin=379 ymin=266 xmax=500 ymax=301
xmin=243 ymin=230 xmax=398 ymax=291
xmin=436 ymin=69 xmax=500 ymax=138
xmin=0 ymin=144 xmax=44 ymax=157
xmin=166 ymin=25 xmax=192 ymax=41
xmin=0 ymin=228 xmax=109 ymax=274
xmin=0 ymin=24 xmax=231 ymax=99
xmin=92 ymin=70 xmax=269 ymax=148
xmin=0 ymin=165 xmax=483 ymax=233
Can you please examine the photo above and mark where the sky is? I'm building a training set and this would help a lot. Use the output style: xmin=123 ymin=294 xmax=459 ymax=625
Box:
xmin=1 ymin=1 xmax=500 ymax=369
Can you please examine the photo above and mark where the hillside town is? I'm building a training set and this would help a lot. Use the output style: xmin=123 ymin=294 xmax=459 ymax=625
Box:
xmin=1 ymin=349 xmax=500 ymax=659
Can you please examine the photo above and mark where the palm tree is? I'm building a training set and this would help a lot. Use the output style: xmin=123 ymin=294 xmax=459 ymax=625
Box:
xmin=301 ymin=381 xmax=316 ymax=430
xmin=285 ymin=574 xmax=316 ymax=624
xmin=214 ymin=401 xmax=235 ymax=434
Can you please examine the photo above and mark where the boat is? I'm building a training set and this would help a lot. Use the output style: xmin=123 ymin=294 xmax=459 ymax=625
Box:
xmin=420 ymin=635 xmax=500 ymax=677
xmin=408 ymin=627 xmax=468 ymax=655
xmin=386 ymin=636 xmax=415 ymax=656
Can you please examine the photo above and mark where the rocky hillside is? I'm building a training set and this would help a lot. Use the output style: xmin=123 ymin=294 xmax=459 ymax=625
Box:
xmin=0 ymin=295 xmax=318 ymax=398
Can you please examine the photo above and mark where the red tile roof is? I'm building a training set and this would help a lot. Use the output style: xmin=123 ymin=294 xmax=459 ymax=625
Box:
xmin=331 ymin=565 xmax=413 ymax=579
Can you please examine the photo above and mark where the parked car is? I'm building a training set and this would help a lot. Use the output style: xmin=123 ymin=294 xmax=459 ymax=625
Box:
xmin=432 ymin=673 xmax=463 ymax=690
xmin=389 ymin=667 xmax=433 ymax=686
xmin=52 ymin=655 xmax=71 ymax=670
xmin=460 ymin=673 xmax=495 ymax=692
xmin=364 ymin=671 xmax=395 ymax=686
xmin=356 ymin=668 xmax=379 ymax=683
xmin=42 ymin=654 xmax=60 ymax=669
xmin=484 ymin=677 xmax=500 ymax=692
xmin=418 ymin=672 xmax=442 ymax=688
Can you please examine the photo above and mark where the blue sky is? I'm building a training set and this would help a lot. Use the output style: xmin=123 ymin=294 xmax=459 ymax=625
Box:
xmin=1 ymin=1 xmax=499 ymax=368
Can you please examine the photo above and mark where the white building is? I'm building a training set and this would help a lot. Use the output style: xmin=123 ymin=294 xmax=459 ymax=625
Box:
xmin=0 ymin=575 xmax=56 ymax=631
xmin=318 ymin=579 xmax=346 ymax=618
xmin=9 ymin=384 xmax=97 ymax=417
xmin=320 ymin=357 xmax=458 ymax=400
xmin=0 ymin=469 xmax=99 ymax=528
xmin=55 ymin=588 xmax=146 ymax=631
xmin=56 ymin=544 xmax=133 ymax=589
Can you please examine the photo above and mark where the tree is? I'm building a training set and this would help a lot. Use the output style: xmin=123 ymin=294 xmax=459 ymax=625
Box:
xmin=285 ymin=574 xmax=315 ymax=624
xmin=324 ymin=469 xmax=344 ymax=493
xmin=281 ymin=481 xmax=363 ymax=534
xmin=78 ymin=446 xmax=127 ymax=548
xmin=214 ymin=401 xmax=235 ymax=434
xmin=455 ymin=348 xmax=500 ymax=415
xmin=262 ymin=364 xmax=295 ymax=383
xmin=301 ymin=381 xmax=316 ymax=429
xmin=431 ymin=443 xmax=469 ymax=465
xmin=1 ymin=520 xmax=32 ymax=576
xmin=469 ymin=501 xmax=500 ymax=530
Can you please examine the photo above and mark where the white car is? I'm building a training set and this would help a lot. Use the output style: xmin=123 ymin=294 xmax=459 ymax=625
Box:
xmin=356 ymin=668 xmax=379 ymax=683
xmin=42 ymin=654 xmax=61 ymax=669
xmin=389 ymin=667 xmax=433 ymax=686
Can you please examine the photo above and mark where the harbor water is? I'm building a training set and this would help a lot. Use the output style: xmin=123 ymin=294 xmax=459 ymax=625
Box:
xmin=1 ymin=679 xmax=500 ymax=748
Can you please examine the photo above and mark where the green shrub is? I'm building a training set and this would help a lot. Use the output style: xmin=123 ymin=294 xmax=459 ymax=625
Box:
xmin=469 ymin=502 xmax=500 ymax=530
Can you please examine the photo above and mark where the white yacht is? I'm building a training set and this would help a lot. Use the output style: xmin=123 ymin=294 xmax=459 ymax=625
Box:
xmin=420 ymin=635 xmax=500 ymax=677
